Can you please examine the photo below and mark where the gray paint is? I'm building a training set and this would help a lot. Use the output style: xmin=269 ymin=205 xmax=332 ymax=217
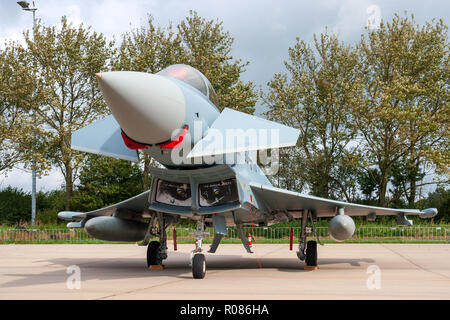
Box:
xmin=188 ymin=108 xmax=300 ymax=159
xmin=71 ymin=115 xmax=139 ymax=162
xmin=328 ymin=214 xmax=356 ymax=242
xmin=97 ymin=72 xmax=186 ymax=144
xmin=249 ymin=182 xmax=436 ymax=218
xmin=212 ymin=214 xmax=227 ymax=236
xmin=84 ymin=216 xmax=147 ymax=242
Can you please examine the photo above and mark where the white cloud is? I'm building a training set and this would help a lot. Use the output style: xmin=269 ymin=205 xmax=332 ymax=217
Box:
xmin=65 ymin=4 xmax=82 ymax=27
xmin=0 ymin=167 xmax=64 ymax=193
xmin=0 ymin=27 xmax=25 ymax=49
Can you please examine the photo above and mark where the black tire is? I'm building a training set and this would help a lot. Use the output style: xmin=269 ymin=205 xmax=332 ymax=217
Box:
xmin=306 ymin=240 xmax=318 ymax=266
xmin=192 ymin=254 xmax=206 ymax=279
xmin=147 ymin=241 xmax=161 ymax=267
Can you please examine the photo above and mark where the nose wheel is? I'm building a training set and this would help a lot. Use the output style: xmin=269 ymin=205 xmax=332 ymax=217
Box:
xmin=192 ymin=253 xmax=206 ymax=279
xmin=190 ymin=217 xmax=208 ymax=279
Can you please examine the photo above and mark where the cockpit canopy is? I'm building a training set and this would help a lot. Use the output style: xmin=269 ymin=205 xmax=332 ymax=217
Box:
xmin=157 ymin=64 xmax=218 ymax=105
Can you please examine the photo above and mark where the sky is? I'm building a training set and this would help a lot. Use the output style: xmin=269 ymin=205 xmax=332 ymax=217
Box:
xmin=0 ymin=0 xmax=448 ymax=192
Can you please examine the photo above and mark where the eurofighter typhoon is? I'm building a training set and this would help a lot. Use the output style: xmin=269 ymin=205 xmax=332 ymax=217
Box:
xmin=58 ymin=64 xmax=437 ymax=279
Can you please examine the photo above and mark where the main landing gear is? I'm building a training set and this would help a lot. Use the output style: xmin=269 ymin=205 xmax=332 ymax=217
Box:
xmin=142 ymin=212 xmax=168 ymax=268
xmin=147 ymin=240 xmax=163 ymax=266
xmin=297 ymin=210 xmax=321 ymax=267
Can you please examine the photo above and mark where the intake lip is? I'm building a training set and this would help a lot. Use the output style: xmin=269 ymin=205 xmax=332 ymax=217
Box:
xmin=120 ymin=125 xmax=189 ymax=150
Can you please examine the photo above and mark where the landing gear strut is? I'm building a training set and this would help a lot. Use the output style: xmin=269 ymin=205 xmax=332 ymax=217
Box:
xmin=191 ymin=217 xmax=207 ymax=279
xmin=297 ymin=210 xmax=321 ymax=266
xmin=145 ymin=212 xmax=168 ymax=268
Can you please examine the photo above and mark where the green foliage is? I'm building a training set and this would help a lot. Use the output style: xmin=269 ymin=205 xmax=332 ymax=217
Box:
xmin=354 ymin=14 xmax=449 ymax=205
xmin=35 ymin=190 xmax=66 ymax=224
xmin=0 ymin=47 xmax=37 ymax=174
xmin=263 ymin=31 xmax=361 ymax=200
xmin=420 ymin=187 xmax=450 ymax=222
xmin=0 ymin=187 xmax=65 ymax=225
xmin=70 ymin=155 xmax=144 ymax=212
xmin=2 ymin=16 xmax=116 ymax=210
xmin=0 ymin=187 xmax=31 ymax=224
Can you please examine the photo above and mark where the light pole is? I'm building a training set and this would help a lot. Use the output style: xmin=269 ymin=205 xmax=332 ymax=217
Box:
xmin=17 ymin=1 xmax=38 ymax=225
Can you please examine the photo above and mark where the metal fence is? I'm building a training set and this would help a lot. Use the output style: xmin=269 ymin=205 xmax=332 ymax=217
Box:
xmin=0 ymin=226 xmax=448 ymax=244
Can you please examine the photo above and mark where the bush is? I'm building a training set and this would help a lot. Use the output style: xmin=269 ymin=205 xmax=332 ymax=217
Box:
xmin=421 ymin=187 xmax=450 ymax=223
xmin=36 ymin=208 xmax=60 ymax=225
xmin=0 ymin=187 xmax=67 ymax=226
xmin=0 ymin=187 xmax=31 ymax=224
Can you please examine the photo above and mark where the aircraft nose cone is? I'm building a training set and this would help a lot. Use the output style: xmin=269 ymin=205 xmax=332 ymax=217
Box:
xmin=97 ymin=71 xmax=186 ymax=145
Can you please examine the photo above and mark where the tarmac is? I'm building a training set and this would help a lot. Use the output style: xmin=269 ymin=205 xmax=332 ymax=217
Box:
xmin=0 ymin=243 xmax=449 ymax=300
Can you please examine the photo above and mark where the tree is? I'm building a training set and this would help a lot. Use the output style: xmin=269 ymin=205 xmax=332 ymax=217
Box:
xmin=70 ymin=155 xmax=143 ymax=212
xmin=4 ymin=17 xmax=116 ymax=210
xmin=0 ymin=45 xmax=44 ymax=174
xmin=263 ymin=32 xmax=362 ymax=200
xmin=354 ymin=14 xmax=449 ymax=206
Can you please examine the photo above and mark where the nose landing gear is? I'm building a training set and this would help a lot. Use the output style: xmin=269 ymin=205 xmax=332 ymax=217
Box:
xmin=191 ymin=217 xmax=207 ymax=279
xmin=192 ymin=253 xmax=206 ymax=279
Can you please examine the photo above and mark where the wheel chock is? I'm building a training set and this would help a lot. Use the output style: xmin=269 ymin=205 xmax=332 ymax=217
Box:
xmin=304 ymin=265 xmax=319 ymax=270
xmin=149 ymin=265 xmax=165 ymax=270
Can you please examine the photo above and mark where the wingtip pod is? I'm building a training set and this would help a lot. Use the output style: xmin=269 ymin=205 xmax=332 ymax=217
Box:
xmin=419 ymin=208 xmax=438 ymax=219
xmin=57 ymin=211 xmax=84 ymax=221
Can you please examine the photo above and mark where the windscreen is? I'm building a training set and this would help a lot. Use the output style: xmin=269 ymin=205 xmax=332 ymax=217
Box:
xmin=157 ymin=64 xmax=207 ymax=96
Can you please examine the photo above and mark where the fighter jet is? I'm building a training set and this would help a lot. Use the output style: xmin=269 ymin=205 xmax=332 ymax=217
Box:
xmin=58 ymin=64 xmax=438 ymax=279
